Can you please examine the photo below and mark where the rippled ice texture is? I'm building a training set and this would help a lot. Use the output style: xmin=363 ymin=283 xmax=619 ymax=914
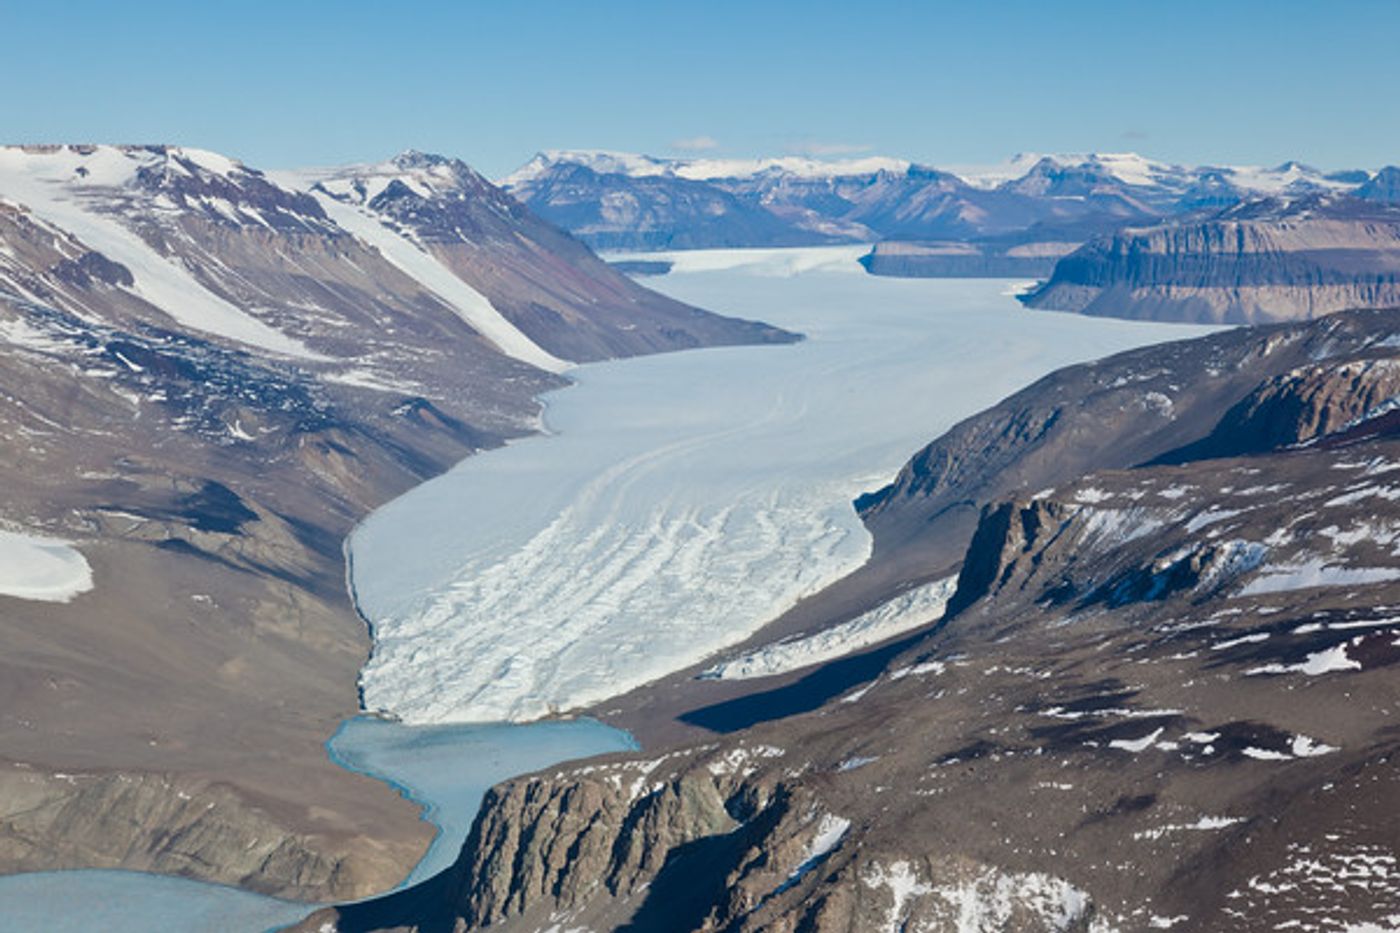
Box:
xmin=351 ymin=249 xmax=1216 ymax=723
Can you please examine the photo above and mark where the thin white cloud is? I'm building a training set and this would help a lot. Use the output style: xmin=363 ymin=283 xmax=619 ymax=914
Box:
xmin=670 ymin=135 xmax=720 ymax=152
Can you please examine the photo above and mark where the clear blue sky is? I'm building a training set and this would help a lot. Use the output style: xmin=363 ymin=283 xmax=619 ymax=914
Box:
xmin=4 ymin=0 xmax=1396 ymax=178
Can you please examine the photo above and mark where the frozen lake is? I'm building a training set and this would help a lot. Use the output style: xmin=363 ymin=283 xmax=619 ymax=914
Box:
xmin=0 ymin=717 xmax=634 ymax=932
xmin=0 ymin=869 xmax=314 ymax=933
xmin=351 ymin=247 xmax=1216 ymax=723
xmin=327 ymin=716 xmax=636 ymax=887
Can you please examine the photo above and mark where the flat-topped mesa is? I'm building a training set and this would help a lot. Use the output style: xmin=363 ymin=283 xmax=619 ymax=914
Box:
xmin=860 ymin=239 xmax=1077 ymax=278
xmin=1021 ymin=194 xmax=1400 ymax=324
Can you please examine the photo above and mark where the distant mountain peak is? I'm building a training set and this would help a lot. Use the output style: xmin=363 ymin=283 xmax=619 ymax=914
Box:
xmin=389 ymin=149 xmax=462 ymax=172
xmin=1357 ymin=166 xmax=1400 ymax=203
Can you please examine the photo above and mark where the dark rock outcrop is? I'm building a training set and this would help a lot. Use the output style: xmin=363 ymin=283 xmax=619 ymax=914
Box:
xmin=1160 ymin=356 xmax=1400 ymax=462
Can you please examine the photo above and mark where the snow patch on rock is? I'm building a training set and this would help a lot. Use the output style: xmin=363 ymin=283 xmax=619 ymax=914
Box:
xmin=0 ymin=528 xmax=93 ymax=602
xmin=700 ymin=576 xmax=956 ymax=680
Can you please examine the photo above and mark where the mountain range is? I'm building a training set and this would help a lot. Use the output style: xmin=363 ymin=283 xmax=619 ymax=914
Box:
xmin=502 ymin=149 xmax=1388 ymax=252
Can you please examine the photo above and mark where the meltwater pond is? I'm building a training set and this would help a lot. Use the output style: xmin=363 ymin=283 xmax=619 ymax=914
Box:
xmin=351 ymin=248 xmax=1218 ymax=724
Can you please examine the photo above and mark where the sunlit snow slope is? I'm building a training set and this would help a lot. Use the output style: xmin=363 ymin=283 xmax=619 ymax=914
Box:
xmin=350 ymin=251 xmax=1217 ymax=723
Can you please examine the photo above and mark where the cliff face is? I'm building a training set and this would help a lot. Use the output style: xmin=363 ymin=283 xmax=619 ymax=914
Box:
xmin=0 ymin=767 xmax=405 ymax=901
xmin=1160 ymin=356 xmax=1400 ymax=462
xmin=306 ymin=308 xmax=1400 ymax=932
xmin=1021 ymin=197 xmax=1400 ymax=324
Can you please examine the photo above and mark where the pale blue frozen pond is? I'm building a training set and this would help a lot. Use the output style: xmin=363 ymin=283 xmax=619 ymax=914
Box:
xmin=0 ymin=869 xmax=314 ymax=933
xmin=327 ymin=716 xmax=637 ymax=887
xmin=0 ymin=717 xmax=635 ymax=932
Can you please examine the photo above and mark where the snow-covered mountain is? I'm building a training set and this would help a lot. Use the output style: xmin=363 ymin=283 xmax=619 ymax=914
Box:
xmin=503 ymin=148 xmax=1385 ymax=252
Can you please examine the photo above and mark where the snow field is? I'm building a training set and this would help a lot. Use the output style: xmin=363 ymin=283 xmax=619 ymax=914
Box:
xmin=700 ymin=576 xmax=957 ymax=680
xmin=0 ymin=529 xmax=93 ymax=602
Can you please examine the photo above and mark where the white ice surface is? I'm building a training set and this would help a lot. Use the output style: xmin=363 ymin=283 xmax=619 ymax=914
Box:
xmin=781 ymin=812 xmax=850 ymax=888
xmin=604 ymin=244 xmax=870 ymax=276
xmin=350 ymin=254 xmax=1216 ymax=724
xmin=700 ymin=576 xmax=956 ymax=680
xmin=0 ymin=146 xmax=317 ymax=359
xmin=1239 ymin=559 xmax=1400 ymax=596
xmin=0 ymin=529 xmax=93 ymax=602
xmin=1247 ymin=642 xmax=1363 ymax=677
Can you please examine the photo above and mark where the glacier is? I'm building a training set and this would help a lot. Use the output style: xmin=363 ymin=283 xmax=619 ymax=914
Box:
xmin=350 ymin=250 xmax=1218 ymax=724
